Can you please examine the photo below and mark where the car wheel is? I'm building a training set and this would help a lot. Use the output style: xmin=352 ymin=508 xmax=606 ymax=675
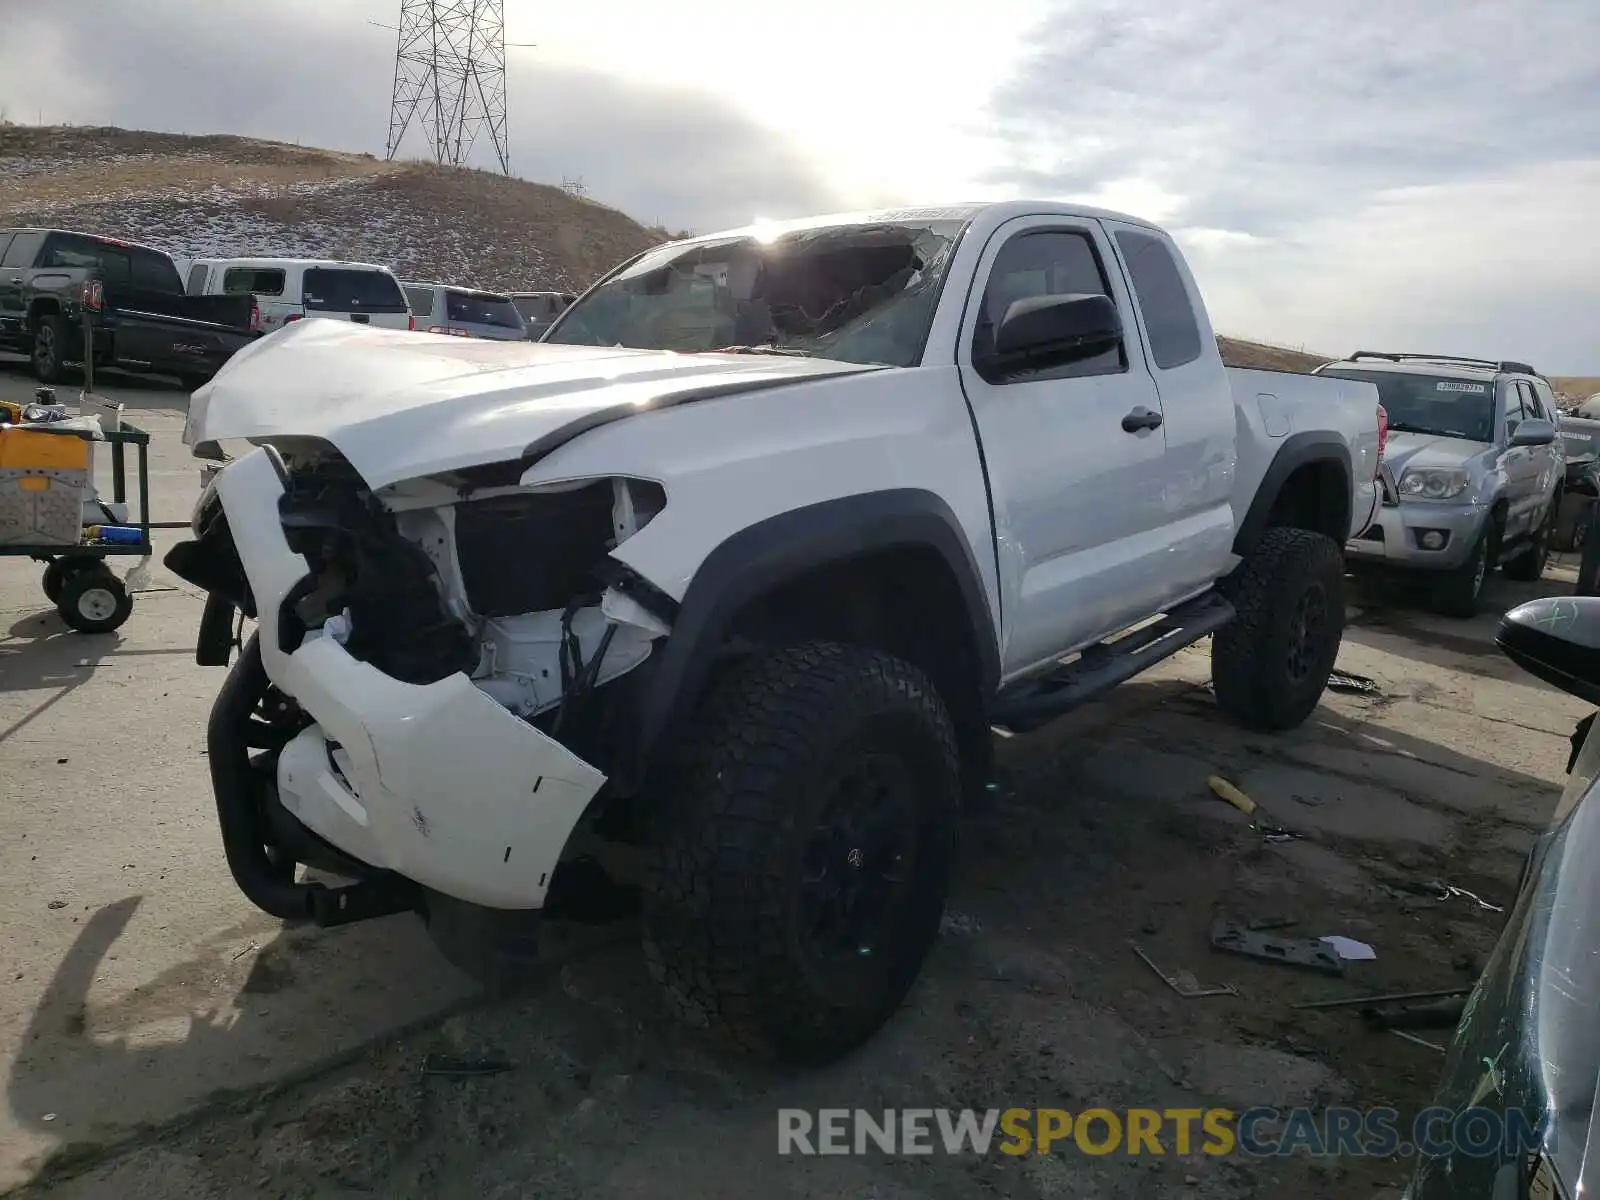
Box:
xmin=1432 ymin=521 xmax=1495 ymax=619
xmin=56 ymin=567 xmax=133 ymax=634
xmin=30 ymin=315 xmax=68 ymax=384
xmin=1502 ymin=503 xmax=1554 ymax=582
xmin=1211 ymin=526 xmax=1347 ymax=732
xmin=641 ymin=641 xmax=958 ymax=1064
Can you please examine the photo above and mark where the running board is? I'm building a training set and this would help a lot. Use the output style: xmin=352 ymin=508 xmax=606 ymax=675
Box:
xmin=990 ymin=592 xmax=1236 ymax=734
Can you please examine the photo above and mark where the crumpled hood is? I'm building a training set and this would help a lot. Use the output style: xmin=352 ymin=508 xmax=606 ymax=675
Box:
xmin=1381 ymin=430 xmax=1495 ymax=478
xmin=185 ymin=318 xmax=879 ymax=489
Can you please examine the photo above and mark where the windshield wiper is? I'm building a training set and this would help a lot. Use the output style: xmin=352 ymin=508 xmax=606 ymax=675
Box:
xmin=708 ymin=344 xmax=813 ymax=357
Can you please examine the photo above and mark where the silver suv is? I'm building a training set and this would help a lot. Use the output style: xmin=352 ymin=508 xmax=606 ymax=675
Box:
xmin=1315 ymin=352 xmax=1562 ymax=617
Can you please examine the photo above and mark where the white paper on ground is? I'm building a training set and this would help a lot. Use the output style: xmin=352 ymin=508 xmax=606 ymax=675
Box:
xmin=1319 ymin=935 xmax=1377 ymax=961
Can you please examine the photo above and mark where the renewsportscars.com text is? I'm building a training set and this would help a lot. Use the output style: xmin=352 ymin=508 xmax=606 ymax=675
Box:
xmin=778 ymin=1107 xmax=1545 ymax=1159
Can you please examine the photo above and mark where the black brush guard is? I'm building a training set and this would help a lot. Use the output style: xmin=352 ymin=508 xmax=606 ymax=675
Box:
xmin=208 ymin=634 xmax=421 ymax=926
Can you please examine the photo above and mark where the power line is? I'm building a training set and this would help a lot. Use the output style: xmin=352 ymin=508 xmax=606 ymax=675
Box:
xmin=383 ymin=0 xmax=519 ymax=175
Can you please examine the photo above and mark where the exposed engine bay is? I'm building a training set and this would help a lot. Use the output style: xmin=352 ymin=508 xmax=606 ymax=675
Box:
xmin=210 ymin=445 xmax=673 ymax=751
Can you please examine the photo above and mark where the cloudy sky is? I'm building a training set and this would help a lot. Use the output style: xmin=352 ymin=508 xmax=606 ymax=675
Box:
xmin=2 ymin=0 xmax=1597 ymax=371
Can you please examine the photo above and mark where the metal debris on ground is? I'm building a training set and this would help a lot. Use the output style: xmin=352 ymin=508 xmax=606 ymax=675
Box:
xmin=1130 ymin=942 xmax=1238 ymax=999
xmin=1210 ymin=918 xmax=1345 ymax=976
xmin=1361 ymin=996 xmax=1468 ymax=1032
xmin=1207 ymin=775 xmax=1301 ymax=841
xmin=1390 ymin=1029 xmax=1447 ymax=1053
xmin=421 ymin=1053 xmax=515 ymax=1078
xmin=1292 ymin=987 xmax=1474 ymax=1011
xmin=1327 ymin=669 xmax=1383 ymax=696
xmin=1389 ymin=877 xmax=1504 ymax=913
xmin=1247 ymin=915 xmax=1298 ymax=932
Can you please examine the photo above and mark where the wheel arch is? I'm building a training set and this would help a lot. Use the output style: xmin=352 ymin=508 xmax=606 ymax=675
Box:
xmin=625 ymin=488 xmax=1000 ymax=791
xmin=27 ymin=297 xmax=63 ymax=326
xmin=1233 ymin=433 xmax=1353 ymax=558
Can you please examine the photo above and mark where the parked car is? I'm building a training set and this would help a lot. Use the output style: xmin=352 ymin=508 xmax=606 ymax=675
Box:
xmin=1401 ymin=595 xmax=1600 ymax=1200
xmin=509 ymin=290 xmax=575 ymax=339
xmin=168 ymin=201 xmax=1382 ymax=1063
xmin=0 ymin=228 xmax=261 ymax=388
xmin=1316 ymin=353 xmax=1563 ymax=616
xmin=184 ymin=258 xmax=413 ymax=335
xmin=1554 ymin=409 xmax=1600 ymax=552
xmin=401 ymin=281 xmax=528 ymax=340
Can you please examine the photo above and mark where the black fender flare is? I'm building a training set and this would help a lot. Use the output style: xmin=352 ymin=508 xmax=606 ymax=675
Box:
xmin=630 ymin=488 xmax=1000 ymax=778
xmin=1232 ymin=433 xmax=1354 ymax=558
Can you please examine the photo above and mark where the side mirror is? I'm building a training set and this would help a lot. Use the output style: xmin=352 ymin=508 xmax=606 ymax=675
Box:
xmin=1497 ymin=597 xmax=1600 ymax=705
xmin=1510 ymin=417 xmax=1557 ymax=447
xmin=978 ymin=293 xmax=1122 ymax=378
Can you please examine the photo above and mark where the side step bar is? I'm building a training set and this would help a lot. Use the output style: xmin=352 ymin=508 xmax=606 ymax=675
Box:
xmin=990 ymin=591 xmax=1236 ymax=734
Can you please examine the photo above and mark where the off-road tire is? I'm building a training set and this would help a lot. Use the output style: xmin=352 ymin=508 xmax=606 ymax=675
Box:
xmin=30 ymin=315 xmax=68 ymax=384
xmin=1211 ymin=526 xmax=1346 ymax=732
xmin=1502 ymin=501 xmax=1555 ymax=582
xmin=1432 ymin=520 xmax=1496 ymax=619
xmin=56 ymin=567 xmax=132 ymax=634
xmin=641 ymin=641 xmax=959 ymax=1064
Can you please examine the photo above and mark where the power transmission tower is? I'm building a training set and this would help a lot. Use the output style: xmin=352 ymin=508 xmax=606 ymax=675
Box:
xmin=385 ymin=0 xmax=510 ymax=175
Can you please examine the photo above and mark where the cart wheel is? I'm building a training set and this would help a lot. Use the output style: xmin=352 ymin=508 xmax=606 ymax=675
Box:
xmin=57 ymin=569 xmax=133 ymax=634
xmin=42 ymin=556 xmax=98 ymax=605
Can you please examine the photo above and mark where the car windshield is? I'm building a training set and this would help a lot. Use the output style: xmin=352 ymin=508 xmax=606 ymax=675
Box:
xmin=544 ymin=218 xmax=968 ymax=368
xmin=446 ymin=289 xmax=524 ymax=329
xmin=1319 ymin=368 xmax=1497 ymax=442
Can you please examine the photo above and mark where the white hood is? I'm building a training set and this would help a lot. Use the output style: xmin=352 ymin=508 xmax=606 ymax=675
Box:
xmin=185 ymin=318 xmax=877 ymax=489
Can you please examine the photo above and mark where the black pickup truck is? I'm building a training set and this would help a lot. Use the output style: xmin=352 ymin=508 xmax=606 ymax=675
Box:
xmin=0 ymin=227 xmax=261 ymax=388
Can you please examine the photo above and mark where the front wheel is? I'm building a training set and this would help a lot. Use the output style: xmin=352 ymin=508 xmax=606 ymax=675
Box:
xmin=642 ymin=641 xmax=959 ymax=1063
xmin=1432 ymin=521 xmax=1495 ymax=619
xmin=1502 ymin=501 xmax=1554 ymax=582
xmin=1211 ymin=526 xmax=1346 ymax=732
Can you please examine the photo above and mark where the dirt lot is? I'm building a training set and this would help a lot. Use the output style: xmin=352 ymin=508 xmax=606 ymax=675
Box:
xmin=0 ymin=361 xmax=1590 ymax=1199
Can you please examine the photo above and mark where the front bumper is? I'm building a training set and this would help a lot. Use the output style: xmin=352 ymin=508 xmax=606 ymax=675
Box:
xmin=1345 ymin=497 xmax=1487 ymax=570
xmin=213 ymin=448 xmax=607 ymax=910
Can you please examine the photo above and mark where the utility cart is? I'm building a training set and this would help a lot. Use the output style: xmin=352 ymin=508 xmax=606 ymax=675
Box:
xmin=0 ymin=390 xmax=152 ymax=634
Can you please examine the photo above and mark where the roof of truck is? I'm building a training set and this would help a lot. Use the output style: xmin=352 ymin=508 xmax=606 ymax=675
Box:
xmin=191 ymin=257 xmax=395 ymax=271
xmin=667 ymin=200 xmax=1165 ymax=246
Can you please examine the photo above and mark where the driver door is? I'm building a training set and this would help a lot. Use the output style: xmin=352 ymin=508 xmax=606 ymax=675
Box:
xmin=955 ymin=217 xmax=1171 ymax=679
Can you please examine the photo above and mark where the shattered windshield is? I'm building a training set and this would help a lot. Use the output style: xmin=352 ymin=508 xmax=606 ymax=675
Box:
xmin=544 ymin=219 xmax=968 ymax=368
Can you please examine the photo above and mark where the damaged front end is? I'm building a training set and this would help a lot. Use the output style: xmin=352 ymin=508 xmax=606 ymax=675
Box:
xmin=167 ymin=440 xmax=677 ymax=932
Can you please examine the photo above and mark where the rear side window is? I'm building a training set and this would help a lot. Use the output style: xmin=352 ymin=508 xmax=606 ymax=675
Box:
xmin=186 ymin=263 xmax=208 ymax=295
xmin=1114 ymin=230 xmax=1203 ymax=370
xmin=302 ymin=268 xmax=408 ymax=313
xmin=403 ymin=286 xmax=436 ymax=316
xmin=223 ymin=267 xmax=285 ymax=297
xmin=446 ymin=289 xmax=524 ymax=329
xmin=0 ymin=234 xmax=13 ymax=264
xmin=3 ymin=231 xmax=46 ymax=268
xmin=39 ymin=233 xmax=180 ymax=290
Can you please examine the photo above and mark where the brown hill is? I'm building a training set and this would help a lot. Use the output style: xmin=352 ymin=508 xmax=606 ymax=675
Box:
xmin=0 ymin=124 xmax=660 ymax=293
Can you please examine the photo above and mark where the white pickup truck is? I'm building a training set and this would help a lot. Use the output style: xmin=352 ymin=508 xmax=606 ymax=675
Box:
xmin=170 ymin=201 xmax=1383 ymax=1063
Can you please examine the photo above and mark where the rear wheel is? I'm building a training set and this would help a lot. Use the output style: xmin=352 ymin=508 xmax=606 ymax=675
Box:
xmin=30 ymin=315 xmax=68 ymax=384
xmin=1211 ymin=526 xmax=1346 ymax=732
xmin=42 ymin=556 xmax=98 ymax=605
xmin=642 ymin=641 xmax=959 ymax=1063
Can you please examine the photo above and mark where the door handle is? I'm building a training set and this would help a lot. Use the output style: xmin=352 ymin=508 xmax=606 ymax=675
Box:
xmin=1122 ymin=406 xmax=1164 ymax=433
